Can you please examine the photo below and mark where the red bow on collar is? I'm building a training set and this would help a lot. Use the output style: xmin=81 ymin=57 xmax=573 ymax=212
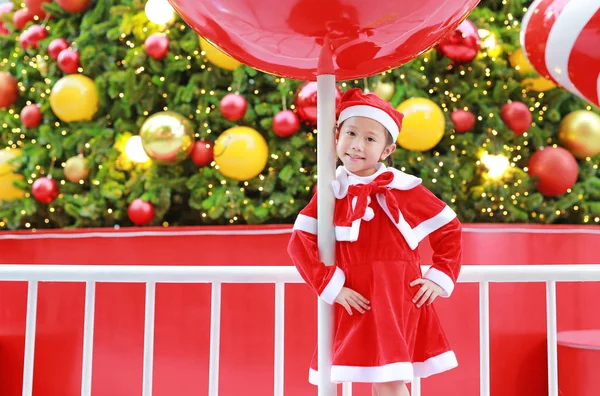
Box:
xmin=345 ymin=172 xmax=400 ymax=223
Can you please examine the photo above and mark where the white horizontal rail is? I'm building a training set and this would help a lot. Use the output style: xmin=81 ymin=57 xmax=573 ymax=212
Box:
xmin=0 ymin=264 xmax=599 ymax=283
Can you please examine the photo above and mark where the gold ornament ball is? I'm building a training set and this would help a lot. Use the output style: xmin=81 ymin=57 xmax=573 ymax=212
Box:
xmin=558 ymin=110 xmax=600 ymax=159
xmin=214 ymin=126 xmax=269 ymax=181
xmin=0 ymin=148 xmax=26 ymax=200
xmin=64 ymin=155 xmax=91 ymax=183
xmin=374 ymin=81 xmax=395 ymax=102
xmin=50 ymin=74 xmax=99 ymax=123
xmin=140 ymin=111 xmax=195 ymax=164
xmin=199 ymin=37 xmax=242 ymax=71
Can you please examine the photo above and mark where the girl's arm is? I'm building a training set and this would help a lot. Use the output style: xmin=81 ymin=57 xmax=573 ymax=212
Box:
xmin=395 ymin=185 xmax=463 ymax=297
xmin=287 ymin=194 xmax=345 ymax=304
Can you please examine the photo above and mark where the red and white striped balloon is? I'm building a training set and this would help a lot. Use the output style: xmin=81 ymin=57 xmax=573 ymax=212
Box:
xmin=521 ymin=0 xmax=600 ymax=108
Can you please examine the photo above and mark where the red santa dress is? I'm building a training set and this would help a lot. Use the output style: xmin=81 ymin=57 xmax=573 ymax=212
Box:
xmin=287 ymin=162 xmax=462 ymax=384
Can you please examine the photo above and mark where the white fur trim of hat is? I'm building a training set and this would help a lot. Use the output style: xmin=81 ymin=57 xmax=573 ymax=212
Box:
xmin=338 ymin=105 xmax=400 ymax=142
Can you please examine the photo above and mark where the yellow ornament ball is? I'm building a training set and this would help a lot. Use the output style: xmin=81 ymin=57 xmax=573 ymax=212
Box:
xmin=509 ymin=48 xmax=556 ymax=92
xmin=558 ymin=110 xmax=600 ymax=159
xmin=50 ymin=74 xmax=99 ymax=123
xmin=396 ymin=98 xmax=445 ymax=152
xmin=214 ymin=126 xmax=268 ymax=181
xmin=199 ymin=37 xmax=242 ymax=71
xmin=0 ymin=148 xmax=26 ymax=200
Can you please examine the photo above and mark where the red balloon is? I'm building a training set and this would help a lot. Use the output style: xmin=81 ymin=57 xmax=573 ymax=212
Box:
xmin=295 ymin=81 xmax=342 ymax=125
xmin=273 ymin=110 xmax=301 ymax=137
xmin=21 ymin=104 xmax=42 ymax=128
xmin=0 ymin=72 xmax=19 ymax=109
xmin=527 ymin=146 xmax=579 ymax=196
xmin=437 ymin=19 xmax=480 ymax=64
xmin=450 ymin=109 xmax=476 ymax=133
xmin=24 ymin=0 xmax=52 ymax=18
xmin=0 ymin=3 xmax=13 ymax=35
xmin=13 ymin=9 xmax=34 ymax=30
xmin=48 ymin=38 xmax=69 ymax=60
xmin=168 ymin=0 xmax=479 ymax=80
xmin=56 ymin=0 xmax=91 ymax=13
xmin=145 ymin=34 xmax=170 ymax=60
xmin=128 ymin=198 xmax=155 ymax=226
xmin=521 ymin=0 xmax=600 ymax=108
xmin=25 ymin=24 xmax=48 ymax=49
xmin=191 ymin=140 xmax=214 ymax=167
xmin=57 ymin=49 xmax=80 ymax=74
xmin=32 ymin=177 xmax=59 ymax=204
xmin=220 ymin=93 xmax=247 ymax=121
xmin=501 ymin=101 xmax=532 ymax=135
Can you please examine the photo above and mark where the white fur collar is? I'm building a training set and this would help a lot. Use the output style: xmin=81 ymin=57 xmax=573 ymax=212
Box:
xmin=332 ymin=163 xmax=422 ymax=199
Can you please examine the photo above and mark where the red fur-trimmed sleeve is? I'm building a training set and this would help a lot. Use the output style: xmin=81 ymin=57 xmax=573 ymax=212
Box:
xmin=287 ymin=194 xmax=345 ymax=304
xmin=394 ymin=185 xmax=463 ymax=297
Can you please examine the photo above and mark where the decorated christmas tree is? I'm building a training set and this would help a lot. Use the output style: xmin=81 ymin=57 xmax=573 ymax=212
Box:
xmin=0 ymin=0 xmax=599 ymax=231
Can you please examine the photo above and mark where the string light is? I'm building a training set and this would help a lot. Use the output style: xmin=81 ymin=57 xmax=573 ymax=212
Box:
xmin=145 ymin=0 xmax=176 ymax=25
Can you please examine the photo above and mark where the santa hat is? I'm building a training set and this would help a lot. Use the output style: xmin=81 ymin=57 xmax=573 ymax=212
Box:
xmin=337 ymin=88 xmax=403 ymax=142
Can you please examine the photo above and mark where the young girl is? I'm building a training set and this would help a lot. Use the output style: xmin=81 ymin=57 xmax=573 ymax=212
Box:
xmin=287 ymin=88 xmax=462 ymax=396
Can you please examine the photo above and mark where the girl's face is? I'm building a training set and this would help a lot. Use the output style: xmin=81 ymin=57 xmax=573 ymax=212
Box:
xmin=336 ymin=116 xmax=396 ymax=176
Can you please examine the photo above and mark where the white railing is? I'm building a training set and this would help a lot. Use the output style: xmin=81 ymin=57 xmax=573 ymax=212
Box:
xmin=0 ymin=264 xmax=599 ymax=396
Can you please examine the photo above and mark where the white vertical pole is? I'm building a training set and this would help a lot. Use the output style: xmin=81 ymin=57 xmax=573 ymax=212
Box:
xmin=209 ymin=282 xmax=222 ymax=396
xmin=411 ymin=378 xmax=421 ymax=396
xmin=81 ymin=281 xmax=96 ymax=396
xmin=22 ymin=280 xmax=38 ymax=396
xmin=274 ymin=283 xmax=285 ymax=396
xmin=342 ymin=382 xmax=352 ymax=396
xmin=316 ymin=73 xmax=337 ymax=396
xmin=142 ymin=281 xmax=156 ymax=396
xmin=480 ymin=281 xmax=490 ymax=396
xmin=546 ymin=281 xmax=558 ymax=396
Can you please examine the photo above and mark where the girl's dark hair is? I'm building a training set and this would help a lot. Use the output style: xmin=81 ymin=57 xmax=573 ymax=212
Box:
xmin=335 ymin=121 xmax=395 ymax=168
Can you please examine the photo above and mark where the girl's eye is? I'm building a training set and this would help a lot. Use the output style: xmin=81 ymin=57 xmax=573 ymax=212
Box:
xmin=367 ymin=137 xmax=375 ymax=142
xmin=346 ymin=131 xmax=355 ymax=136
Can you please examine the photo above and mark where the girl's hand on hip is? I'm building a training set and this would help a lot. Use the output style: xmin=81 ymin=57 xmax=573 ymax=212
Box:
xmin=410 ymin=278 xmax=443 ymax=308
xmin=335 ymin=287 xmax=370 ymax=315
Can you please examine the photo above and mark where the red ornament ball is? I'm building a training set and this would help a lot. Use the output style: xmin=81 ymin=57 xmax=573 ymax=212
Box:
xmin=501 ymin=101 xmax=532 ymax=135
xmin=437 ymin=19 xmax=481 ymax=64
xmin=295 ymin=81 xmax=342 ymax=125
xmin=48 ymin=38 xmax=69 ymax=60
xmin=21 ymin=104 xmax=42 ymax=128
xmin=32 ymin=176 xmax=59 ymax=204
xmin=13 ymin=9 xmax=34 ymax=30
xmin=273 ymin=110 xmax=300 ymax=137
xmin=220 ymin=93 xmax=247 ymax=121
xmin=19 ymin=29 xmax=32 ymax=50
xmin=450 ymin=109 xmax=476 ymax=133
xmin=24 ymin=0 xmax=52 ymax=18
xmin=57 ymin=49 xmax=80 ymax=74
xmin=191 ymin=140 xmax=214 ymax=167
xmin=144 ymin=34 xmax=170 ymax=60
xmin=128 ymin=198 xmax=155 ymax=226
xmin=0 ymin=3 xmax=13 ymax=35
xmin=56 ymin=0 xmax=91 ymax=13
xmin=0 ymin=71 xmax=19 ymax=109
xmin=22 ymin=24 xmax=47 ymax=50
xmin=527 ymin=146 xmax=579 ymax=196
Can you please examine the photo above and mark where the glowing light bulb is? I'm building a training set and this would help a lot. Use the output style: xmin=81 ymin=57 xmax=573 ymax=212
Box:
xmin=478 ymin=29 xmax=502 ymax=57
xmin=480 ymin=152 xmax=509 ymax=179
xmin=125 ymin=136 xmax=150 ymax=163
xmin=145 ymin=0 xmax=175 ymax=25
